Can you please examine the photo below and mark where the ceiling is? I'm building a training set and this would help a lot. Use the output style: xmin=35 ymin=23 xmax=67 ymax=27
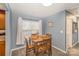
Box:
xmin=9 ymin=3 xmax=79 ymax=18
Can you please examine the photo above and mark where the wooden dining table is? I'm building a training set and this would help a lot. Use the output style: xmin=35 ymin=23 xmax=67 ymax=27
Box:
xmin=33 ymin=35 xmax=52 ymax=55
xmin=25 ymin=34 xmax=52 ymax=56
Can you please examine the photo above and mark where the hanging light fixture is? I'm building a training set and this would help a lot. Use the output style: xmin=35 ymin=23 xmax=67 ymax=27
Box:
xmin=42 ymin=2 xmax=52 ymax=6
xmin=41 ymin=0 xmax=53 ymax=6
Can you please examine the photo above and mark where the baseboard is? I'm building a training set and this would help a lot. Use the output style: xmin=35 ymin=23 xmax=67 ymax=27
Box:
xmin=10 ymin=45 xmax=26 ymax=56
xmin=72 ymin=42 xmax=78 ymax=47
xmin=10 ymin=45 xmax=67 ymax=55
xmin=52 ymin=46 xmax=66 ymax=53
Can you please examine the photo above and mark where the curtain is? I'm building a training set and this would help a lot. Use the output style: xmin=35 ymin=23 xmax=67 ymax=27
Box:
xmin=16 ymin=17 xmax=25 ymax=45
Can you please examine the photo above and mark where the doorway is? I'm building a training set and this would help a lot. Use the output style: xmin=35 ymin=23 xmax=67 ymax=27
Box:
xmin=72 ymin=19 xmax=78 ymax=46
xmin=66 ymin=11 xmax=79 ymax=55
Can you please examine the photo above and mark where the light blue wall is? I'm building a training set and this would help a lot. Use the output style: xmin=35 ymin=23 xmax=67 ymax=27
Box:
xmin=43 ymin=11 xmax=66 ymax=51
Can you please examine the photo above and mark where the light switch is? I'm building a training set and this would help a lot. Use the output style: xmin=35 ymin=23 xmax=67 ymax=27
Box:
xmin=60 ymin=30 xmax=63 ymax=34
xmin=74 ymin=30 xmax=77 ymax=32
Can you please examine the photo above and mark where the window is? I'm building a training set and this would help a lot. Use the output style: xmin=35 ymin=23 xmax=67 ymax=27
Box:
xmin=22 ymin=20 xmax=39 ymax=34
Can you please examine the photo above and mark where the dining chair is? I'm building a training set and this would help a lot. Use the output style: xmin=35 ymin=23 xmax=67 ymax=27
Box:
xmin=25 ymin=37 xmax=35 ymax=56
xmin=46 ymin=33 xmax=52 ymax=55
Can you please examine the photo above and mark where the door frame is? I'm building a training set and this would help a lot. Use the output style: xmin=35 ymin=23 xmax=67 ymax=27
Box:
xmin=66 ymin=14 xmax=78 ymax=52
xmin=5 ymin=4 xmax=11 ymax=56
xmin=66 ymin=15 xmax=73 ymax=52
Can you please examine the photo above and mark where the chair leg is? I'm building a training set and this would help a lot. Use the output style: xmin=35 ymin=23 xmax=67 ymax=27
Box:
xmin=33 ymin=48 xmax=36 ymax=56
xmin=48 ymin=47 xmax=52 ymax=56
xmin=26 ymin=52 xmax=27 ymax=56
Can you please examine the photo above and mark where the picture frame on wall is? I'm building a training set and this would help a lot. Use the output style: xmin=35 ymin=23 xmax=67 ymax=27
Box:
xmin=48 ymin=21 xmax=53 ymax=27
